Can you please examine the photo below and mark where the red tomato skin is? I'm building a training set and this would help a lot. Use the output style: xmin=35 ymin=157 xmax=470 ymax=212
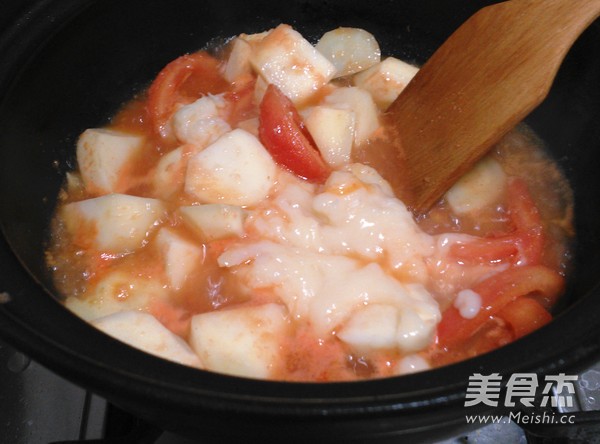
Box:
xmin=450 ymin=178 xmax=544 ymax=266
xmin=146 ymin=51 xmax=228 ymax=143
xmin=507 ymin=178 xmax=544 ymax=265
xmin=259 ymin=84 xmax=331 ymax=183
xmin=498 ymin=297 xmax=552 ymax=339
xmin=436 ymin=264 xmax=563 ymax=347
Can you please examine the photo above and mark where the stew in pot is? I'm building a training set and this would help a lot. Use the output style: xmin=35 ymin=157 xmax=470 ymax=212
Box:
xmin=46 ymin=24 xmax=574 ymax=381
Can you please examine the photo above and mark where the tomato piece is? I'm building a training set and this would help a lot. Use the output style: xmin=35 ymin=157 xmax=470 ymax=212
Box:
xmin=449 ymin=178 xmax=544 ymax=266
xmin=498 ymin=297 xmax=552 ymax=339
xmin=436 ymin=265 xmax=563 ymax=347
xmin=450 ymin=236 xmax=519 ymax=265
xmin=146 ymin=51 xmax=229 ymax=142
xmin=507 ymin=177 xmax=544 ymax=265
xmin=259 ymin=84 xmax=331 ymax=183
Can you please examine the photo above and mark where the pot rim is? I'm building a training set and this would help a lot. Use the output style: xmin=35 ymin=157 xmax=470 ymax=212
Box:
xmin=1 ymin=0 xmax=600 ymax=420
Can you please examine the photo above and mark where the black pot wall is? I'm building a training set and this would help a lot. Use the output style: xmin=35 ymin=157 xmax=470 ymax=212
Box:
xmin=0 ymin=0 xmax=600 ymax=442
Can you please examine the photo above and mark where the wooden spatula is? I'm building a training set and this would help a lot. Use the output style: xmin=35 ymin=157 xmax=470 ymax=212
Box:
xmin=386 ymin=0 xmax=600 ymax=213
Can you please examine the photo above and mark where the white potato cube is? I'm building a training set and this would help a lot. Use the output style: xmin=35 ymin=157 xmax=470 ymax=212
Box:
xmin=65 ymin=271 xmax=167 ymax=321
xmin=155 ymin=228 xmax=203 ymax=290
xmin=353 ymin=57 xmax=419 ymax=110
xmin=189 ymin=303 xmax=289 ymax=378
xmin=172 ymin=94 xmax=231 ymax=147
xmin=304 ymin=106 xmax=355 ymax=168
xmin=92 ymin=311 xmax=202 ymax=368
xmin=324 ymin=87 xmax=379 ymax=145
xmin=239 ymin=31 xmax=270 ymax=44
xmin=315 ymin=27 xmax=381 ymax=78
xmin=223 ymin=38 xmax=253 ymax=83
xmin=62 ymin=194 xmax=165 ymax=253
xmin=185 ymin=129 xmax=276 ymax=206
xmin=337 ymin=304 xmax=398 ymax=351
xmin=445 ymin=156 xmax=507 ymax=215
xmin=179 ymin=204 xmax=246 ymax=241
xmin=77 ymin=128 xmax=144 ymax=195
xmin=153 ymin=147 xmax=187 ymax=199
xmin=250 ymin=24 xmax=336 ymax=104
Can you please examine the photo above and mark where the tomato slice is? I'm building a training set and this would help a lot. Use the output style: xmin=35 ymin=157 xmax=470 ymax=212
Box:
xmin=507 ymin=177 xmax=544 ymax=265
xmin=259 ymin=84 xmax=331 ymax=183
xmin=436 ymin=265 xmax=563 ymax=347
xmin=146 ymin=51 xmax=229 ymax=142
xmin=450 ymin=237 xmax=519 ymax=265
xmin=450 ymin=178 xmax=544 ymax=266
xmin=498 ymin=297 xmax=552 ymax=339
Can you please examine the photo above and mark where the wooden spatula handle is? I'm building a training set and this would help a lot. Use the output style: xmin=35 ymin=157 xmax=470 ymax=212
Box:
xmin=387 ymin=0 xmax=600 ymax=213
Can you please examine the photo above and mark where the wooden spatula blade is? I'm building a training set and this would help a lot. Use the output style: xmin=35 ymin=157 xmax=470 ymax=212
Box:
xmin=386 ymin=0 xmax=600 ymax=213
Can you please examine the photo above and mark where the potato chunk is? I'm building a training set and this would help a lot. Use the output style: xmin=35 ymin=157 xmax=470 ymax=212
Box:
xmin=353 ymin=57 xmax=419 ymax=110
xmin=76 ymin=129 xmax=144 ymax=195
xmin=155 ymin=228 xmax=203 ymax=290
xmin=65 ymin=271 xmax=167 ymax=321
xmin=179 ymin=204 xmax=246 ymax=241
xmin=223 ymin=38 xmax=253 ymax=83
xmin=152 ymin=146 xmax=188 ymax=199
xmin=185 ymin=129 xmax=276 ymax=206
xmin=315 ymin=27 xmax=381 ymax=78
xmin=304 ymin=106 xmax=355 ymax=168
xmin=61 ymin=194 xmax=165 ymax=253
xmin=189 ymin=303 xmax=289 ymax=378
xmin=250 ymin=24 xmax=336 ymax=104
xmin=323 ymin=87 xmax=379 ymax=145
xmin=445 ymin=157 xmax=507 ymax=215
xmin=92 ymin=311 xmax=202 ymax=368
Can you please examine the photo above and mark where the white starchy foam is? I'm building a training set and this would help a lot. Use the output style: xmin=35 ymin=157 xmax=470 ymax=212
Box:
xmin=218 ymin=166 xmax=441 ymax=350
xmin=454 ymin=289 xmax=482 ymax=319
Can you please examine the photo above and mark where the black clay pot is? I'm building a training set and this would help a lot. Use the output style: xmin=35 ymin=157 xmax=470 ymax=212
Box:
xmin=1 ymin=1 xmax=600 ymax=442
